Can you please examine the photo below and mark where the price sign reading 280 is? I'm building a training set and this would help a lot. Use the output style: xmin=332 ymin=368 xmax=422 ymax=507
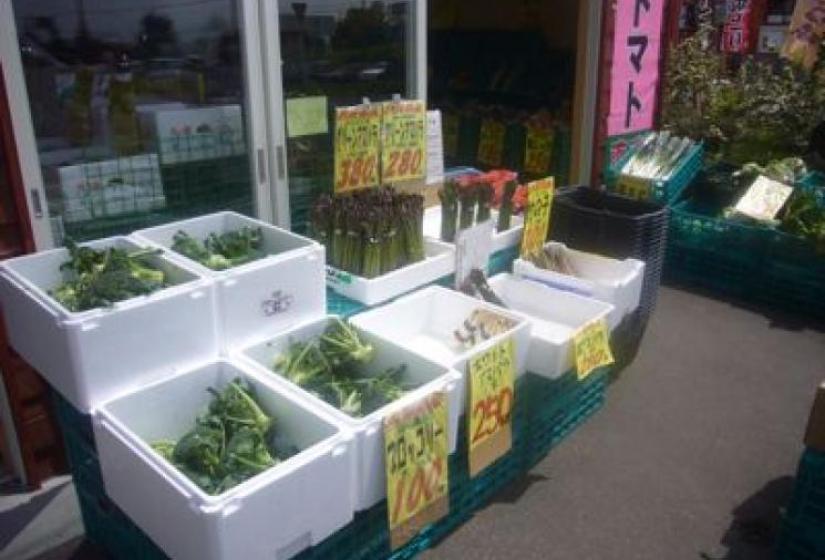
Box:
xmin=384 ymin=392 xmax=449 ymax=550
xmin=381 ymin=100 xmax=426 ymax=183
xmin=467 ymin=337 xmax=515 ymax=477
xmin=334 ymin=105 xmax=382 ymax=192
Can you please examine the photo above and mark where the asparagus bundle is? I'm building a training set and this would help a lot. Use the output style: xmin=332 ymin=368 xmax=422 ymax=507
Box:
xmin=311 ymin=188 xmax=426 ymax=278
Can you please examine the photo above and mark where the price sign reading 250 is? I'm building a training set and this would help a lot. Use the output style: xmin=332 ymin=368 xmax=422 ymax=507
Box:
xmin=467 ymin=337 xmax=515 ymax=477
xmin=384 ymin=392 xmax=449 ymax=549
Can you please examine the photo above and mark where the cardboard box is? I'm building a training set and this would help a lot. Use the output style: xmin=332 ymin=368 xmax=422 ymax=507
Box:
xmin=804 ymin=382 xmax=825 ymax=453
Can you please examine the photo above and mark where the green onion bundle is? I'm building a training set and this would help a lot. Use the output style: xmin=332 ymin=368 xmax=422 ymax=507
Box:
xmin=311 ymin=188 xmax=426 ymax=278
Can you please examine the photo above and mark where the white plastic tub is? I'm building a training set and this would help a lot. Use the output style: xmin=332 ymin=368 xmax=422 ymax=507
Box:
xmin=0 ymin=236 xmax=218 ymax=411
xmin=235 ymin=315 xmax=462 ymax=511
xmin=94 ymin=358 xmax=354 ymax=560
xmin=325 ymin=239 xmax=455 ymax=306
xmin=486 ymin=274 xmax=615 ymax=379
xmin=513 ymin=241 xmax=644 ymax=321
xmin=134 ymin=212 xmax=325 ymax=352
xmin=422 ymin=205 xmax=524 ymax=253
xmin=349 ymin=286 xmax=531 ymax=383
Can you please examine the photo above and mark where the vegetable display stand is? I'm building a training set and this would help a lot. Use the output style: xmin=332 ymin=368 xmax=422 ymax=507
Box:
xmin=513 ymin=241 xmax=645 ymax=322
xmin=549 ymin=186 xmax=669 ymax=327
xmin=605 ymin=143 xmax=704 ymax=205
xmin=775 ymin=449 xmax=825 ymax=560
xmin=93 ymin=358 xmax=356 ymax=560
xmin=349 ymin=286 xmax=532 ymax=381
xmin=422 ymin=206 xmax=525 ymax=254
xmin=325 ymin=240 xmax=456 ymax=307
xmin=55 ymin=361 xmax=610 ymax=560
xmin=134 ymin=211 xmax=326 ymax=352
xmin=237 ymin=315 xmax=463 ymax=511
xmin=486 ymin=274 xmax=615 ymax=379
xmin=0 ymin=236 xmax=218 ymax=412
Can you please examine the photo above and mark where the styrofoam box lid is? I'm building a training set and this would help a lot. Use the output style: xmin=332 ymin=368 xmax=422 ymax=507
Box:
xmin=95 ymin=357 xmax=352 ymax=506
xmin=237 ymin=315 xmax=462 ymax=431
xmin=348 ymin=285 xmax=531 ymax=369
xmin=0 ymin=235 xmax=212 ymax=321
xmin=133 ymin=211 xmax=323 ymax=277
xmin=487 ymin=273 xmax=616 ymax=341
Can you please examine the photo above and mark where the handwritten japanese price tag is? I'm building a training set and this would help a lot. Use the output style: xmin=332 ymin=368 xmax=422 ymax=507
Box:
xmin=520 ymin=177 xmax=555 ymax=259
xmin=573 ymin=318 xmax=614 ymax=381
xmin=524 ymin=125 xmax=554 ymax=175
xmin=467 ymin=337 xmax=515 ymax=477
xmin=616 ymin=174 xmax=652 ymax=200
xmin=385 ymin=392 xmax=449 ymax=549
xmin=334 ymin=104 xmax=382 ymax=192
xmin=381 ymin=100 xmax=426 ymax=183
xmin=477 ymin=119 xmax=505 ymax=167
xmin=443 ymin=113 xmax=459 ymax=158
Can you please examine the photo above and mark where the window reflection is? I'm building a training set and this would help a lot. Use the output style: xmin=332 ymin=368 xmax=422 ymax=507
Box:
xmin=14 ymin=0 xmax=253 ymax=243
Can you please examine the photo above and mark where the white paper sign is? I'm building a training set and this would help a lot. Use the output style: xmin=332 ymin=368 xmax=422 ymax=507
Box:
xmin=455 ymin=220 xmax=493 ymax=289
xmin=734 ymin=175 xmax=794 ymax=223
xmin=426 ymin=110 xmax=445 ymax=185
xmin=153 ymin=105 xmax=245 ymax=164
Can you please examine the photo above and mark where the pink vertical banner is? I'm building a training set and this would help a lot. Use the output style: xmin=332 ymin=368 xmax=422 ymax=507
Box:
xmin=607 ymin=0 xmax=666 ymax=137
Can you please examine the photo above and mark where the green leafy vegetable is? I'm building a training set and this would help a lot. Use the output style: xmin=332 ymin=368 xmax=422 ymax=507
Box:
xmin=172 ymin=228 xmax=264 ymax=271
xmin=273 ymin=319 xmax=412 ymax=417
xmin=150 ymin=378 xmax=285 ymax=496
xmin=51 ymin=241 xmax=167 ymax=312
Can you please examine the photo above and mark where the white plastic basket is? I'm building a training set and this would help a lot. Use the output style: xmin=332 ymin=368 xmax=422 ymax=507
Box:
xmin=94 ymin=358 xmax=355 ymax=560
xmin=0 ymin=236 xmax=218 ymax=411
xmin=133 ymin=212 xmax=325 ymax=352
xmin=349 ymin=285 xmax=531 ymax=383
xmin=422 ymin=205 xmax=524 ymax=253
xmin=487 ymin=274 xmax=615 ymax=379
xmin=234 ymin=315 xmax=463 ymax=511
xmin=325 ymin=239 xmax=455 ymax=306
xmin=513 ymin=241 xmax=644 ymax=322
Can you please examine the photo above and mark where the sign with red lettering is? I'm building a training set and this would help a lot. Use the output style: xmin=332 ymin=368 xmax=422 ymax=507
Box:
xmin=607 ymin=0 xmax=666 ymax=137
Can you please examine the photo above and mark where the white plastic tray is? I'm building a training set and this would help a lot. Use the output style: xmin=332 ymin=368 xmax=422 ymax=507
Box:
xmin=513 ymin=241 xmax=644 ymax=321
xmin=487 ymin=274 xmax=615 ymax=379
xmin=349 ymin=285 xmax=531 ymax=383
xmin=235 ymin=315 xmax=462 ymax=511
xmin=325 ymin=239 xmax=455 ymax=306
xmin=422 ymin=205 xmax=524 ymax=253
xmin=0 ymin=236 xmax=218 ymax=411
xmin=94 ymin=358 xmax=355 ymax=560
xmin=134 ymin=212 xmax=326 ymax=352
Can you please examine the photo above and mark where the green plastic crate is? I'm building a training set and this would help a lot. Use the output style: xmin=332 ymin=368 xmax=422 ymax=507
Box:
xmin=606 ymin=143 xmax=704 ymax=205
xmin=776 ymin=449 xmax=825 ymax=560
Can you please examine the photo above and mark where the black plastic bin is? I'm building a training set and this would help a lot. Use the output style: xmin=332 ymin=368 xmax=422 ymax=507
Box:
xmin=550 ymin=186 xmax=670 ymax=368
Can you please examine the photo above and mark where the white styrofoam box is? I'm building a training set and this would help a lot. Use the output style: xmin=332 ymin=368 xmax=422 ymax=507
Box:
xmin=0 ymin=236 xmax=218 ymax=412
xmin=422 ymin=205 xmax=524 ymax=253
xmin=487 ymin=274 xmax=615 ymax=379
xmin=134 ymin=212 xmax=325 ymax=352
xmin=513 ymin=241 xmax=644 ymax=322
xmin=325 ymin=239 xmax=455 ymax=306
xmin=235 ymin=315 xmax=462 ymax=511
xmin=94 ymin=358 xmax=354 ymax=560
xmin=349 ymin=285 xmax=531 ymax=385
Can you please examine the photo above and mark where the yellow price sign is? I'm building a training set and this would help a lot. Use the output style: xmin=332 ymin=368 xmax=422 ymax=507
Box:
xmin=477 ymin=119 xmax=506 ymax=167
xmin=384 ymin=392 xmax=449 ymax=550
xmin=524 ymin=124 xmax=554 ymax=175
xmin=443 ymin=113 xmax=459 ymax=158
xmin=467 ymin=337 xmax=515 ymax=477
xmin=616 ymin=174 xmax=652 ymax=200
xmin=334 ymin=104 xmax=382 ymax=193
xmin=520 ymin=177 xmax=555 ymax=259
xmin=381 ymin=100 xmax=426 ymax=183
xmin=573 ymin=318 xmax=614 ymax=380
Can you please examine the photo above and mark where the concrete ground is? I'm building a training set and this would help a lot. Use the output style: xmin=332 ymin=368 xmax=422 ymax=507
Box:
xmin=3 ymin=285 xmax=825 ymax=560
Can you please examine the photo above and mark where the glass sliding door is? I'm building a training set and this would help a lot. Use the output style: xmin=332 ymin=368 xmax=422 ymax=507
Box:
xmin=266 ymin=0 xmax=419 ymax=233
xmin=11 ymin=0 xmax=263 ymax=243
